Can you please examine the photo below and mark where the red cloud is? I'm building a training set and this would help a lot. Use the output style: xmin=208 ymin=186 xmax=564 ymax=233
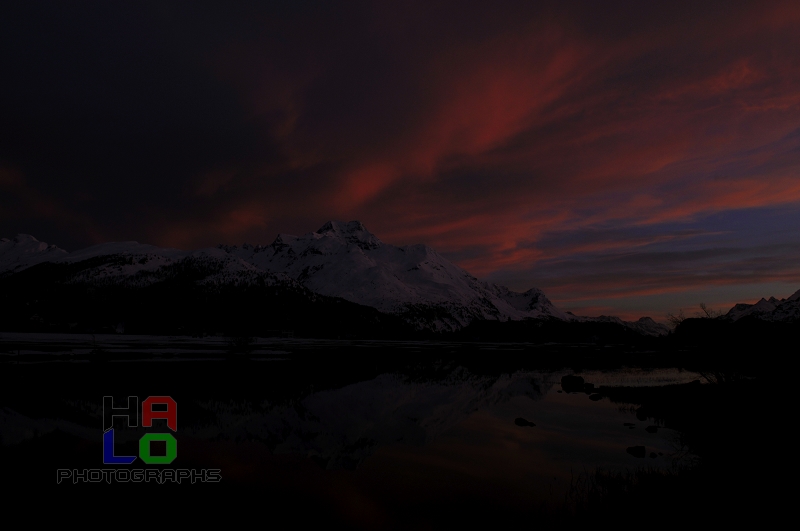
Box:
xmin=12 ymin=2 xmax=796 ymax=318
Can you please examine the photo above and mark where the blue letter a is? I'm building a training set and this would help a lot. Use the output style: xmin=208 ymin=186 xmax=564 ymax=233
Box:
xmin=103 ymin=429 xmax=136 ymax=465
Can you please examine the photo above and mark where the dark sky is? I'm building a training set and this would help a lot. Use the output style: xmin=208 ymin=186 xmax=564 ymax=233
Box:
xmin=2 ymin=1 xmax=800 ymax=319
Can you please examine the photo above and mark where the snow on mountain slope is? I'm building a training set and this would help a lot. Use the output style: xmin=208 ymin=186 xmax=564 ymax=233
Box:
xmin=724 ymin=289 xmax=800 ymax=323
xmin=0 ymin=235 xmax=67 ymax=276
xmin=628 ymin=317 xmax=671 ymax=336
xmin=0 ymin=235 xmax=287 ymax=289
xmin=223 ymin=221 xmax=572 ymax=331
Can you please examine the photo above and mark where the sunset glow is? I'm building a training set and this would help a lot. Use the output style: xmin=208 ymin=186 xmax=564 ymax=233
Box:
xmin=2 ymin=1 xmax=799 ymax=319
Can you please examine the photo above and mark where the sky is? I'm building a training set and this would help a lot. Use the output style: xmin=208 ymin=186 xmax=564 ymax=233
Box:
xmin=2 ymin=1 xmax=799 ymax=320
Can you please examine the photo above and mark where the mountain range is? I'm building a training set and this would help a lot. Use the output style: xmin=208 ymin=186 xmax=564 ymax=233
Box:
xmin=723 ymin=291 xmax=800 ymax=323
xmin=6 ymin=220 xmax=794 ymax=338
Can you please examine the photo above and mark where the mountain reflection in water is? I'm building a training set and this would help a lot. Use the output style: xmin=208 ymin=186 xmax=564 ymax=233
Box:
xmin=2 ymin=338 xmax=729 ymax=524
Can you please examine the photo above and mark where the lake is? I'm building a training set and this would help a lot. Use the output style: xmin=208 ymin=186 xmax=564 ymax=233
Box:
xmin=1 ymin=334 xmax=752 ymax=525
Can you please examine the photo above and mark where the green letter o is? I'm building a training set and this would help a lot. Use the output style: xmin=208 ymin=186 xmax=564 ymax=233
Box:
xmin=139 ymin=433 xmax=177 ymax=464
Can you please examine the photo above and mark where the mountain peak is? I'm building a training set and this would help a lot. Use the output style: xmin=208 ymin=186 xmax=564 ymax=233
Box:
xmin=13 ymin=234 xmax=40 ymax=243
xmin=316 ymin=220 xmax=381 ymax=249
xmin=317 ymin=220 xmax=368 ymax=234
xmin=0 ymin=234 xmax=68 ymax=274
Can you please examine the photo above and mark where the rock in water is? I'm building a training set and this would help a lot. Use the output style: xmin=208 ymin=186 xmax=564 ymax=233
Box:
xmin=626 ymin=446 xmax=646 ymax=458
xmin=561 ymin=374 xmax=585 ymax=393
xmin=514 ymin=417 xmax=536 ymax=427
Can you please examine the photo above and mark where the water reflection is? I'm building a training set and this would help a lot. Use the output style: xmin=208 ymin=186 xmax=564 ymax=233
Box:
xmin=2 ymin=335 xmax=761 ymax=525
xmin=2 ymin=366 xmax=692 ymax=477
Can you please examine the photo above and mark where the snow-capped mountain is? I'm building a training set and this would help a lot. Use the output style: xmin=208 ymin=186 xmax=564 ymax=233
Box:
xmin=0 ymin=233 xmax=289 ymax=288
xmin=0 ymin=234 xmax=67 ymax=274
xmin=0 ymin=222 xmax=668 ymax=334
xmin=222 ymin=221 xmax=570 ymax=331
xmin=723 ymin=289 xmax=800 ymax=323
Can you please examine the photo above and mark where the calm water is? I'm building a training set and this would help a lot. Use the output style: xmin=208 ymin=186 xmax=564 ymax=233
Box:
xmin=1 ymin=334 xmax=705 ymax=523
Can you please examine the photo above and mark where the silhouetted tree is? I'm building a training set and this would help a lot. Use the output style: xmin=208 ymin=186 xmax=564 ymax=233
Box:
xmin=665 ymin=309 xmax=686 ymax=329
xmin=696 ymin=302 xmax=722 ymax=318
